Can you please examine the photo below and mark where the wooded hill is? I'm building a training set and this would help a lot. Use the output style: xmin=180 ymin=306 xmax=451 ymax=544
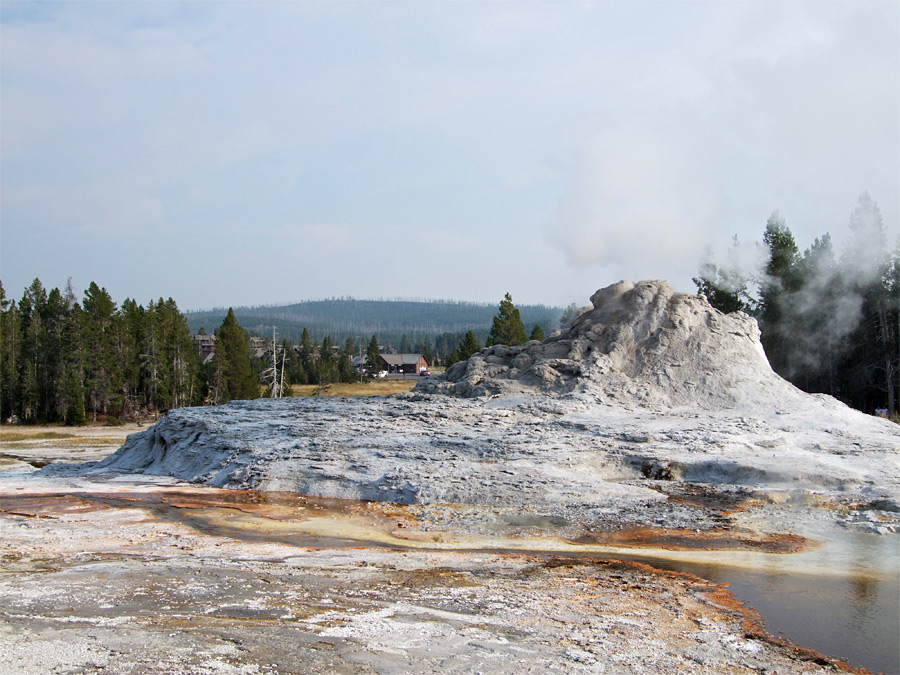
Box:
xmin=186 ymin=298 xmax=566 ymax=349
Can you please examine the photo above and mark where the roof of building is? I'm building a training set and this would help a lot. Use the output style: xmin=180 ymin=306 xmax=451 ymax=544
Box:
xmin=380 ymin=353 xmax=426 ymax=366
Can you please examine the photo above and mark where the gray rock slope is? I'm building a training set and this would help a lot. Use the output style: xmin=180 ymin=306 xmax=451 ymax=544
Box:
xmin=86 ymin=281 xmax=900 ymax=521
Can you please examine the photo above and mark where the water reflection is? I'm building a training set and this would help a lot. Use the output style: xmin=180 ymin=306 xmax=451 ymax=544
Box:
xmin=606 ymin=536 xmax=899 ymax=675
xmin=725 ymin=567 xmax=896 ymax=674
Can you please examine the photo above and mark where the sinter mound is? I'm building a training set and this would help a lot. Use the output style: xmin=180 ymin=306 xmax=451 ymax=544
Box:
xmin=76 ymin=279 xmax=898 ymax=516
xmin=416 ymin=279 xmax=799 ymax=410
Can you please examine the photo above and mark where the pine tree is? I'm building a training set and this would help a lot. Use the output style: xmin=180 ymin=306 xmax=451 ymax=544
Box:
xmin=64 ymin=374 xmax=86 ymax=426
xmin=366 ymin=335 xmax=381 ymax=375
xmin=421 ymin=343 xmax=434 ymax=368
xmin=885 ymin=243 xmax=900 ymax=414
xmin=337 ymin=339 xmax=355 ymax=383
xmin=0 ymin=281 xmax=22 ymax=422
xmin=487 ymin=293 xmax=527 ymax=347
xmin=785 ymin=234 xmax=847 ymax=394
xmin=559 ymin=303 xmax=581 ymax=327
xmin=119 ymin=298 xmax=145 ymax=416
xmin=316 ymin=336 xmax=337 ymax=384
xmin=82 ymin=282 xmax=118 ymax=421
xmin=284 ymin=335 xmax=307 ymax=386
xmin=160 ymin=298 xmax=199 ymax=410
xmin=759 ymin=213 xmax=799 ymax=373
xmin=457 ymin=331 xmax=481 ymax=360
xmin=838 ymin=193 xmax=895 ymax=413
xmin=61 ymin=301 xmax=85 ymax=423
xmin=529 ymin=324 xmax=546 ymax=342
xmin=298 ymin=328 xmax=313 ymax=381
xmin=212 ymin=309 xmax=258 ymax=403
xmin=692 ymin=236 xmax=754 ymax=315
xmin=19 ymin=280 xmax=48 ymax=422
xmin=445 ymin=348 xmax=460 ymax=368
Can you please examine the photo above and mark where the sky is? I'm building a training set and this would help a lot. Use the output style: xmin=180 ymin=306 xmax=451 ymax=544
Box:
xmin=1 ymin=1 xmax=898 ymax=311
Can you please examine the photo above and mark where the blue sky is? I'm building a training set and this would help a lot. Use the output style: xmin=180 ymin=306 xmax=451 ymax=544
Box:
xmin=2 ymin=1 xmax=897 ymax=310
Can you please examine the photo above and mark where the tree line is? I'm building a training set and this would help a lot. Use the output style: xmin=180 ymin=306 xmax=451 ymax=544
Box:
xmin=0 ymin=278 xmax=564 ymax=425
xmin=694 ymin=192 xmax=899 ymax=415
xmin=0 ymin=279 xmax=199 ymax=424
xmin=0 ymin=281 xmax=365 ymax=424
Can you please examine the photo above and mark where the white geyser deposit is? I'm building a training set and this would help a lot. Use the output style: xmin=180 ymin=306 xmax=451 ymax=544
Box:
xmin=84 ymin=280 xmax=900 ymax=531
xmin=421 ymin=279 xmax=795 ymax=408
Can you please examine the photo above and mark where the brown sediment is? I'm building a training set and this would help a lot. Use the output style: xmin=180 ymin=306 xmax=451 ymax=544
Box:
xmin=0 ymin=489 xmax=416 ymax=525
xmin=0 ymin=493 xmax=111 ymax=516
xmin=3 ymin=490 xmax=811 ymax=554
xmin=0 ymin=454 xmax=54 ymax=468
xmin=570 ymin=526 xmax=809 ymax=553
xmin=650 ymin=482 xmax=763 ymax=515
xmin=1 ymin=490 xmax=812 ymax=554
xmin=540 ymin=554 xmax=718 ymax=585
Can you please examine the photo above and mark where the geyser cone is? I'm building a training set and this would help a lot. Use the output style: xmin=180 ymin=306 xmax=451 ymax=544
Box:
xmin=419 ymin=280 xmax=802 ymax=410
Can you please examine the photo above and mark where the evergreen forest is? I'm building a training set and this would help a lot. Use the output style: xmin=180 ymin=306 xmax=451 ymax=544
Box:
xmin=0 ymin=280 xmax=200 ymax=424
xmin=0 ymin=281 xmax=377 ymax=424
xmin=694 ymin=192 xmax=899 ymax=416
xmin=0 ymin=281 xmax=553 ymax=424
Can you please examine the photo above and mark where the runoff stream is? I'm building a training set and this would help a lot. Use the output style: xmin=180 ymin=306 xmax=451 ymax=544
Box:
xmin=3 ymin=487 xmax=897 ymax=674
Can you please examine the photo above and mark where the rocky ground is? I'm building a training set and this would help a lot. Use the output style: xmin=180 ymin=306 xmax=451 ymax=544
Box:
xmin=0 ymin=456 xmax=869 ymax=675
xmin=1 ymin=412 xmax=896 ymax=674
xmin=86 ymin=282 xmax=900 ymax=528
xmin=80 ymin=392 xmax=900 ymax=539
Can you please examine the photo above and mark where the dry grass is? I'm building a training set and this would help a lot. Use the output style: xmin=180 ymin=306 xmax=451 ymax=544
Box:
xmin=0 ymin=423 xmax=145 ymax=443
xmin=0 ymin=431 xmax=76 ymax=442
xmin=290 ymin=380 xmax=418 ymax=397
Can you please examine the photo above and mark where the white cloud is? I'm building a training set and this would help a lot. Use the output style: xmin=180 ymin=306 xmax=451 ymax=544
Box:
xmin=548 ymin=122 xmax=721 ymax=276
xmin=545 ymin=1 xmax=898 ymax=291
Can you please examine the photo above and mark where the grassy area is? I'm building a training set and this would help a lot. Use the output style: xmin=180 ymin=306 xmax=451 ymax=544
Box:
xmin=0 ymin=423 xmax=144 ymax=446
xmin=0 ymin=431 xmax=77 ymax=442
xmin=290 ymin=380 xmax=418 ymax=397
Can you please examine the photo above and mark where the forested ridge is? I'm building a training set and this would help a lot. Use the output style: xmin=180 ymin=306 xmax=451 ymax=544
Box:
xmin=186 ymin=298 xmax=562 ymax=349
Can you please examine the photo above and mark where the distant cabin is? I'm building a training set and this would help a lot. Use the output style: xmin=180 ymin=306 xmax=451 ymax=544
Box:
xmin=379 ymin=353 xmax=428 ymax=374
xmin=248 ymin=337 xmax=266 ymax=358
xmin=193 ymin=334 xmax=217 ymax=365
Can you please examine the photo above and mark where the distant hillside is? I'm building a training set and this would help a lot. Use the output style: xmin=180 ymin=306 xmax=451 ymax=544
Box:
xmin=186 ymin=298 xmax=565 ymax=348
